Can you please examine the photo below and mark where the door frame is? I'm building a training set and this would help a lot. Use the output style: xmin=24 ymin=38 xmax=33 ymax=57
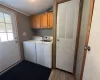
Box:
xmin=53 ymin=0 xmax=84 ymax=75
xmin=80 ymin=0 xmax=95 ymax=80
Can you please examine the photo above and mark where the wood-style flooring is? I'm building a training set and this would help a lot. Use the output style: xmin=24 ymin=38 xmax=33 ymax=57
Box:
xmin=49 ymin=69 xmax=75 ymax=80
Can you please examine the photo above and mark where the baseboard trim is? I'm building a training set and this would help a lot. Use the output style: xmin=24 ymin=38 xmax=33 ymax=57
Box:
xmin=0 ymin=60 xmax=23 ymax=75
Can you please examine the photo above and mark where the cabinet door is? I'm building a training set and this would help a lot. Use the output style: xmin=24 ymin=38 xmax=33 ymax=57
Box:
xmin=31 ymin=16 xmax=36 ymax=28
xmin=48 ymin=12 xmax=53 ymax=28
xmin=41 ymin=13 xmax=48 ymax=28
xmin=35 ymin=15 xmax=41 ymax=28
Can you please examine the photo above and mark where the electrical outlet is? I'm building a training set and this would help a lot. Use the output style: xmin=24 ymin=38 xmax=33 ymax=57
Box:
xmin=23 ymin=32 xmax=27 ymax=36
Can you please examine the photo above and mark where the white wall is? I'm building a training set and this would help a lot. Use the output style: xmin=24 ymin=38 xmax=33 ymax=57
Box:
xmin=75 ymin=0 xmax=90 ymax=80
xmin=0 ymin=42 xmax=21 ymax=72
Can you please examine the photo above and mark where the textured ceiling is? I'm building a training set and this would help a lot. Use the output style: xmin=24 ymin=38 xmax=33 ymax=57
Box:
xmin=0 ymin=0 xmax=53 ymax=15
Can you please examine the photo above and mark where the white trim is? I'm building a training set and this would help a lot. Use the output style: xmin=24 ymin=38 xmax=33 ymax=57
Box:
xmin=0 ymin=2 xmax=30 ymax=16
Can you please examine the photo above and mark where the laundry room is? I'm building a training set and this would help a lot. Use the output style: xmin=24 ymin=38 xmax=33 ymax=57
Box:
xmin=0 ymin=0 xmax=99 ymax=80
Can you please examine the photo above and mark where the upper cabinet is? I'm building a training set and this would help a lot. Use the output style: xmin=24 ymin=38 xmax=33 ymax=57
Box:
xmin=31 ymin=16 xmax=36 ymax=28
xmin=31 ymin=12 xmax=53 ymax=29
xmin=35 ymin=14 xmax=41 ymax=28
xmin=31 ymin=14 xmax=41 ymax=29
xmin=48 ymin=12 xmax=53 ymax=28
xmin=41 ymin=13 xmax=48 ymax=28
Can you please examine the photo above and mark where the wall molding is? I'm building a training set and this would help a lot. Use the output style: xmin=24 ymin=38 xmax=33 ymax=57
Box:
xmin=0 ymin=2 xmax=30 ymax=16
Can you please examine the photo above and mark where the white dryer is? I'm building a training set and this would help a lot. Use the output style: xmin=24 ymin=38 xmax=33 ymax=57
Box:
xmin=36 ymin=41 xmax=52 ymax=68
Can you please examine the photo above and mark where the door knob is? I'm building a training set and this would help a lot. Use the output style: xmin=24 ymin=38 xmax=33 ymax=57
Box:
xmin=84 ymin=46 xmax=91 ymax=51
xmin=57 ymin=39 xmax=59 ymax=41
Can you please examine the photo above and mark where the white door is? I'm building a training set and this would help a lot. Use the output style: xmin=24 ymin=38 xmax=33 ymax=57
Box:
xmin=83 ymin=0 xmax=100 ymax=80
xmin=0 ymin=7 xmax=21 ymax=72
xmin=56 ymin=0 xmax=80 ymax=72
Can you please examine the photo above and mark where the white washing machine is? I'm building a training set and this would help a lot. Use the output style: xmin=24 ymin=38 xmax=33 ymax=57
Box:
xmin=23 ymin=40 xmax=37 ymax=63
xmin=23 ymin=36 xmax=53 ymax=68
xmin=23 ymin=36 xmax=42 ymax=63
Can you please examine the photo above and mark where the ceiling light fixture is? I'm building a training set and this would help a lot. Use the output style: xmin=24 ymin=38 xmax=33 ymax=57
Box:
xmin=29 ymin=0 xmax=35 ymax=2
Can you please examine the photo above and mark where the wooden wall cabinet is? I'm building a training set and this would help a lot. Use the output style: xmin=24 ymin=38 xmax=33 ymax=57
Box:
xmin=31 ymin=16 xmax=36 ymax=28
xmin=35 ymin=15 xmax=41 ymax=28
xmin=48 ymin=12 xmax=53 ymax=28
xmin=41 ymin=13 xmax=48 ymax=28
xmin=31 ymin=15 xmax=41 ymax=29
xmin=31 ymin=12 xmax=53 ymax=29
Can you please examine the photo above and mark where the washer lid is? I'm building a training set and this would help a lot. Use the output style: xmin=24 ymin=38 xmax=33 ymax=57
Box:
xmin=23 ymin=40 xmax=36 ymax=43
xmin=42 ymin=41 xmax=53 ymax=44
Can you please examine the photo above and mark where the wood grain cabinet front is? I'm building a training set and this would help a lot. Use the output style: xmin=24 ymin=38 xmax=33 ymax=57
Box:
xmin=48 ymin=12 xmax=53 ymax=28
xmin=31 ymin=16 xmax=36 ymax=28
xmin=31 ymin=12 xmax=53 ymax=29
xmin=41 ymin=13 xmax=48 ymax=28
xmin=35 ymin=14 xmax=41 ymax=28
